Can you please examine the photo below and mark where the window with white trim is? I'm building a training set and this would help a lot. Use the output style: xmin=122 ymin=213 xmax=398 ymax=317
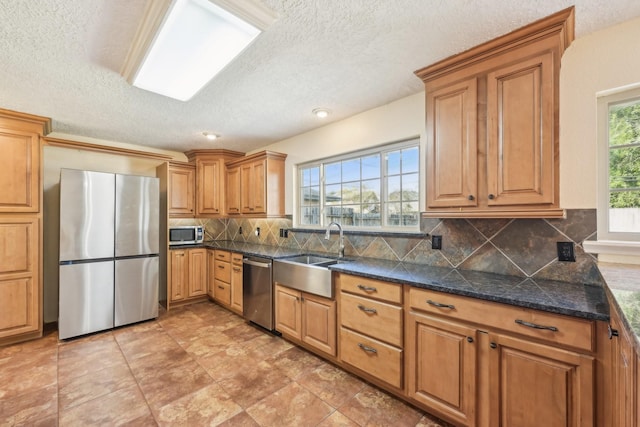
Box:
xmin=596 ymin=88 xmax=640 ymax=241
xmin=298 ymin=139 xmax=420 ymax=230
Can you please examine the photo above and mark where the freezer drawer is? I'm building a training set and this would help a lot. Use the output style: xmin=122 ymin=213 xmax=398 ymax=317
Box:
xmin=115 ymin=256 xmax=159 ymax=327
xmin=59 ymin=260 xmax=114 ymax=339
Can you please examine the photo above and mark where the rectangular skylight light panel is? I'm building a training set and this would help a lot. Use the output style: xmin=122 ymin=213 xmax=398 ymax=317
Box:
xmin=131 ymin=0 xmax=263 ymax=101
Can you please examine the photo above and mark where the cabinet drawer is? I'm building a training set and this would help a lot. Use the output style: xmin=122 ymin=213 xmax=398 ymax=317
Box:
xmin=340 ymin=327 xmax=402 ymax=389
xmin=214 ymin=279 xmax=231 ymax=306
xmin=340 ymin=293 xmax=402 ymax=347
xmin=214 ymin=261 xmax=231 ymax=283
xmin=231 ymin=252 xmax=243 ymax=266
xmin=215 ymin=250 xmax=231 ymax=262
xmin=409 ymin=287 xmax=595 ymax=352
xmin=337 ymin=273 xmax=402 ymax=304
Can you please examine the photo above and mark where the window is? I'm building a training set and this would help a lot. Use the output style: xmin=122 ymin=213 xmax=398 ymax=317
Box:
xmin=298 ymin=139 xmax=420 ymax=230
xmin=596 ymin=88 xmax=640 ymax=241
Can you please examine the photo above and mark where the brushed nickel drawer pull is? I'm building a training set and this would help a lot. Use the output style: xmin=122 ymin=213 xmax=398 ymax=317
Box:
xmin=357 ymin=343 xmax=377 ymax=353
xmin=427 ymin=300 xmax=455 ymax=309
xmin=357 ymin=304 xmax=377 ymax=314
xmin=357 ymin=284 xmax=377 ymax=292
xmin=515 ymin=319 xmax=558 ymax=332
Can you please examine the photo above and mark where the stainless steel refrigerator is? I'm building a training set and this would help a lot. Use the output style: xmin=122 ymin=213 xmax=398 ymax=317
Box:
xmin=58 ymin=169 xmax=159 ymax=340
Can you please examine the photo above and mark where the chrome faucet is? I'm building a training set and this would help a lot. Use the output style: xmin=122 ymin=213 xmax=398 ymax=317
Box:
xmin=325 ymin=222 xmax=345 ymax=258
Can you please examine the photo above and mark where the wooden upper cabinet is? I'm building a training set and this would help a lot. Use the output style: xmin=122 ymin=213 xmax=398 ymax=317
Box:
xmin=416 ymin=7 xmax=574 ymax=218
xmin=226 ymin=151 xmax=286 ymax=218
xmin=185 ymin=149 xmax=244 ymax=217
xmin=168 ymin=162 xmax=195 ymax=217
xmin=0 ymin=109 xmax=50 ymax=213
xmin=426 ymin=77 xmax=478 ymax=208
xmin=225 ymin=166 xmax=241 ymax=215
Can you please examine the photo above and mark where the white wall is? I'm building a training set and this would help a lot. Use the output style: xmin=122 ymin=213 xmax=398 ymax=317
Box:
xmin=260 ymin=15 xmax=640 ymax=215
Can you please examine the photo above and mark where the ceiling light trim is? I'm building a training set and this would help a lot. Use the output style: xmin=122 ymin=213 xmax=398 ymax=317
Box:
xmin=211 ymin=0 xmax=277 ymax=30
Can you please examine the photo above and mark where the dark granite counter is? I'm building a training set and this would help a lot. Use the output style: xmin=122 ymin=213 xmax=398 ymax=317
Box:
xmin=181 ymin=241 xmax=610 ymax=323
xmin=597 ymin=263 xmax=640 ymax=350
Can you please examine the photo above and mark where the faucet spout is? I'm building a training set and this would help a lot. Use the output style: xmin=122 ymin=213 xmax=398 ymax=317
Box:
xmin=325 ymin=222 xmax=345 ymax=258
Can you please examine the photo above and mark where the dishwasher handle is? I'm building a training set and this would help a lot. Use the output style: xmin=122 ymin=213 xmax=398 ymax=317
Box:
xmin=243 ymin=258 xmax=272 ymax=268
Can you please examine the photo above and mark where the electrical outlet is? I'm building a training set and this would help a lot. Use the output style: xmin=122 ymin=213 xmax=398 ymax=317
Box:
xmin=255 ymin=227 xmax=261 ymax=237
xmin=557 ymin=242 xmax=576 ymax=262
xmin=238 ymin=226 xmax=243 ymax=235
xmin=432 ymin=235 xmax=442 ymax=250
xmin=279 ymin=228 xmax=289 ymax=238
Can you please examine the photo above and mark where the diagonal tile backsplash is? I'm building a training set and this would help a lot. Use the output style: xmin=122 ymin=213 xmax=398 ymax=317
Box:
xmin=179 ymin=209 xmax=600 ymax=285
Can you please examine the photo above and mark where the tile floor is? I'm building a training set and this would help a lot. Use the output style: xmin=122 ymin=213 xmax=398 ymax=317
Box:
xmin=0 ymin=302 xmax=452 ymax=426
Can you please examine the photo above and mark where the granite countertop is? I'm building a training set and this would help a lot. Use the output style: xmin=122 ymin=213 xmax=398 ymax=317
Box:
xmin=596 ymin=262 xmax=640 ymax=348
xmin=182 ymin=241 xmax=609 ymax=323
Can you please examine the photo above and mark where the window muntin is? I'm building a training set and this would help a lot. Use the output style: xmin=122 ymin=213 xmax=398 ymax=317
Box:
xmin=297 ymin=140 xmax=420 ymax=230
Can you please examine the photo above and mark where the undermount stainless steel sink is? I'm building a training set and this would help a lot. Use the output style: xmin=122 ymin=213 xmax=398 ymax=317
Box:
xmin=273 ymin=255 xmax=345 ymax=298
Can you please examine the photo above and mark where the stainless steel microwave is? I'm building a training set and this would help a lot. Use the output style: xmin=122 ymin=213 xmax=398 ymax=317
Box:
xmin=169 ymin=225 xmax=204 ymax=245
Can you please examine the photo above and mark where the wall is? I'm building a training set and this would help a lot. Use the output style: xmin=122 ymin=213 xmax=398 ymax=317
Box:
xmin=43 ymin=136 xmax=183 ymax=323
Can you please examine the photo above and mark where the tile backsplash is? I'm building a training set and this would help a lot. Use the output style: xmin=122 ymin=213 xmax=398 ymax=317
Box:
xmin=172 ymin=209 xmax=601 ymax=285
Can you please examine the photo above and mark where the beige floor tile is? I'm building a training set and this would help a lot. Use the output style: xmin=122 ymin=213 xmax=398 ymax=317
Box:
xmin=0 ymin=348 xmax=57 ymax=399
xmin=316 ymin=411 xmax=360 ymax=427
xmin=0 ymin=384 xmax=58 ymax=426
xmin=298 ymin=363 xmax=366 ymax=408
xmin=155 ymin=382 xmax=242 ymax=426
xmin=339 ymin=385 xmax=424 ymax=427
xmin=58 ymin=333 xmax=126 ymax=380
xmin=59 ymin=383 xmax=152 ymax=426
xmin=217 ymin=360 xmax=292 ymax=408
xmin=267 ymin=346 xmax=325 ymax=380
xmin=215 ymin=410 xmax=261 ymax=427
xmin=246 ymin=382 xmax=333 ymax=427
xmin=58 ymin=361 xmax=137 ymax=410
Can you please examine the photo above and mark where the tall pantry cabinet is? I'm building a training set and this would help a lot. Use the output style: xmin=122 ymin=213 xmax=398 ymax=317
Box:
xmin=0 ymin=108 xmax=50 ymax=345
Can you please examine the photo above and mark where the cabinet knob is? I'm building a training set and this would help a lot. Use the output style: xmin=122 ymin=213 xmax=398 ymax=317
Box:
xmin=468 ymin=195 xmax=475 ymax=201
xmin=488 ymin=194 xmax=495 ymax=200
xmin=608 ymin=324 xmax=619 ymax=340
xmin=490 ymin=342 xmax=497 ymax=349
xmin=467 ymin=336 xmax=474 ymax=343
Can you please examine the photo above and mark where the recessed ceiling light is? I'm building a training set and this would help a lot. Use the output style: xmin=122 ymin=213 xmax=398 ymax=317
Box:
xmin=312 ymin=108 xmax=330 ymax=118
xmin=203 ymin=132 xmax=219 ymax=141
xmin=121 ymin=0 xmax=276 ymax=101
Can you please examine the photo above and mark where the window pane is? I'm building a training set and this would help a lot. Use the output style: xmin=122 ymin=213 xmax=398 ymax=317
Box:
xmin=387 ymin=175 xmax=401 ymax=201
xmin=609 ymin=191 xmax=640 ymax=232
xmin=301 ymin=168 xmax=310 ymax=187
xmin=342 ymin=159 xmax=360 ymax=182
xmin=325 ymin=162 xmax=341 ymax=184
xmin=609 ymin=100 xmax=640 ymax=147
xmin=402 ymin=173 xmax=419 ymax=201
xmin=342 ymin=182 xmax=361 ymax=204
xmin=309 ymin=167 xmax=320 ymax=186
xmin=402 ymin=147 xmax=419 ymax=173
xmin=341 ymin=205 xmax=360 ymax=226
xmin=362 ymin=179 xmax=380 ymax=204
xmin=362 ymin=155 xmax=380 ymax=179
xmin=401 ymin=202 xmax=420 ymax=226
xmin=325 ymin=184 xmax=341 ymax=205
xmin=387 ymin=151 xmax=401 ymax=175
xmin=609 ymin=146 xmax=640 ymax=190
xmin=362 ymin=203 xmax=381 ymax=227
xmin=386 ymin=202 xmax=402 ymax=226
xmin=300 ymin=206 xmax=320 ymax=225
xmin=300 ymin=186 xmax=319 ymax=205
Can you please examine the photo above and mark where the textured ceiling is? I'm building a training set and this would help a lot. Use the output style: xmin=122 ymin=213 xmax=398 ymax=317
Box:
xmin=1 ymin=0 xmax=639 ymax=154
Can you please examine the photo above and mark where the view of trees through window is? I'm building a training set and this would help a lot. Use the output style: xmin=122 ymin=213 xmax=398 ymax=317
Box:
xmin=298 ymin=142 xmax=419 ymax=229
xmin=608 ymin=98 xmax=640 ymax=233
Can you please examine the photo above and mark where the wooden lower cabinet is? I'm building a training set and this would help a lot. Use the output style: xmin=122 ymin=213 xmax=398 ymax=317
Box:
xmin=230 ymin=253 xmax=243 ymax=315
xmin=406 ymin=311 xmax=478 ymax=426
xmin=488 ymin=332 xmax=594 ymax=427
xmin=169 ymin=248 xmax=207 ymax=305
xmin=275 ymin=284 xmax=336 ymax=357
xmin=608 ymin=303 xmax=638 ymax=427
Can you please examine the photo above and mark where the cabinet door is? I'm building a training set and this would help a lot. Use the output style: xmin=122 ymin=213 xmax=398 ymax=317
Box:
xmin=188 ymin=249 xmax=207 ymax=297
xmin=487 ymin=52 xmax=554 ymax=206
xmin=168 ymin=165 xmax=194 ymax=217
xmin=169 ymin=250 xmax=188 ymax=302
xmin=226 ymin=166 xmax=241 ymax=215
xmin=426 ymin=77 xmax=477 ymax=208
xmin=251 ymin=159 xmax=266 ymax=214
xmin=207 ymin=250 xmax=216 ymax=298
xmin=0 ymin=128 xmax=40 ymax=213
xmin=611 ymin=311 xmax=637 ymax=427
xmin=240 ymin=163 xmax=253 ymax=214
xmin=230 ymin=259 xmax=243 ymax=314
xmin=302 ymin=293 xmax=336 ymax=356
xmin=488 ymin=333 xmax=594 ymax=427
xmin=406 ymin=312 xmax=477 ymax=426
xmin=214 ymin=279 xmax=231 ymax=306
xmin=275 ymin=284 xmax=301 ymax=339
xmin=197 ymin=158 xmax=223 ymax=215
xmin=0 ymin=217 xmax=40 ymax=338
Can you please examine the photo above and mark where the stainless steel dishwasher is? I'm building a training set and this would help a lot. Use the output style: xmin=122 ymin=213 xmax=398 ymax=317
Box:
xmin=242 ymin=256 xmax=274 ymax=330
